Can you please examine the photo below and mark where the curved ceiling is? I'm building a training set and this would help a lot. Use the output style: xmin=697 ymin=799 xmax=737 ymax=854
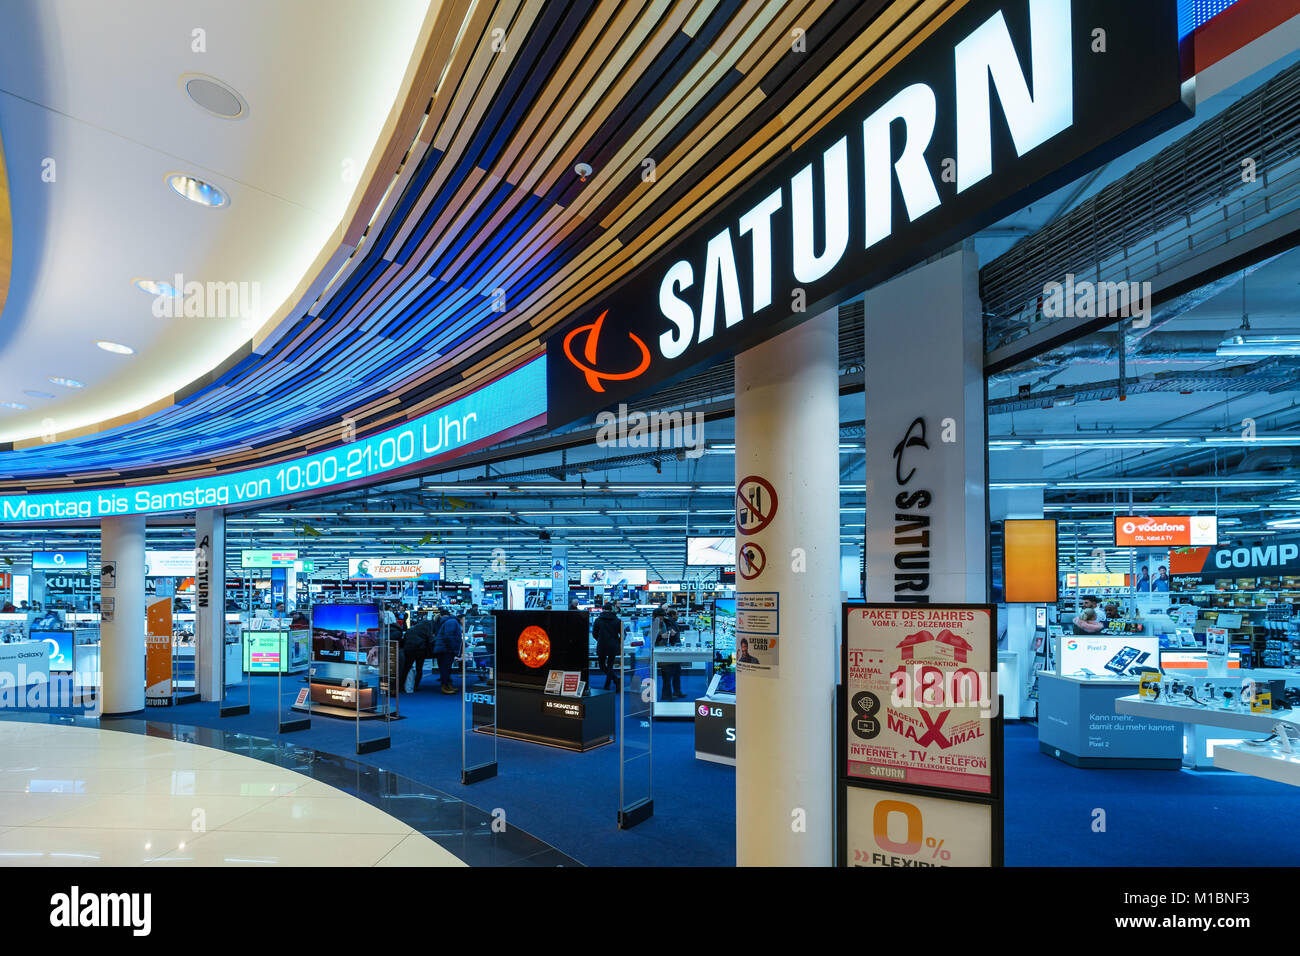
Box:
xmin=0 ymin=0 xmax=435 ymax=442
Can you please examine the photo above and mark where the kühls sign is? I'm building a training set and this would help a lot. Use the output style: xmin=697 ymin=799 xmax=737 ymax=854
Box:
xmin=545 ymin=0 xmax=1187 ymax=426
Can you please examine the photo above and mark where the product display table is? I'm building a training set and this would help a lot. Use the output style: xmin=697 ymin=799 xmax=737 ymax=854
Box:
xmin=1115 ymin=696 xmax=1300 ymax=768
xmin=1213 ymin=743 xmax=1300 ymax=788
xmin=1039 ymin=674 xmax=1182 ymax=768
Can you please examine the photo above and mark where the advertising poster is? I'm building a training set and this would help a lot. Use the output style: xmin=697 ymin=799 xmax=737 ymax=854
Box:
xmin=845 ymin=605 xmax=995 ymax=794
xmin=845 ymin=786 xmax=993 ymax=867
xmin=735 ymin=592 xmax=779 ymax=676
xmin=347 ymin=556 xmax=442 ymax=581
xmin=145 ymin=597 xmax=173 ymax=706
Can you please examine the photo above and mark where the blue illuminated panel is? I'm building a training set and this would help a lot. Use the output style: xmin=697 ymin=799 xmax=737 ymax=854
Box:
xmin=1178 ymin=0 xmax=1242 ymax=39
xmin=0 ymin=358 xmax=546 ymax=522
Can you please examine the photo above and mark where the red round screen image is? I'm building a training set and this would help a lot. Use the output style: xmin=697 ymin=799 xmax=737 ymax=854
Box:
xmin=517 ymin=625 xmax=551 ymax=669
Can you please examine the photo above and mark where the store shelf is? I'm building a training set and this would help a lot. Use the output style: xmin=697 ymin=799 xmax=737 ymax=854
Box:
xmin=1116 ymin=696 xmax=1300 ymax=733
xmin=1214 ymin=743 xmax=1300 ymax=787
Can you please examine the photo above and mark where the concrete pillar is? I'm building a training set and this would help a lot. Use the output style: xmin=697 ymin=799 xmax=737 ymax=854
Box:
xmin=734 ymin=308 xmax=839 ymax=867
xmin=863 ymin=248 xmax=987 ymax=604
xmin=100 ymin=515 xmax=145 ymax=715
xmin=195 ymin=509 xmax=225 ymax=701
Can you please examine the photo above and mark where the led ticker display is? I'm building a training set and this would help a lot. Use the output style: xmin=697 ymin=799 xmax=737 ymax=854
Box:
xmin=32 ymin=551 xmax=88 ymax=571
xmin=0 ymin=358 xmax=545 ymax=523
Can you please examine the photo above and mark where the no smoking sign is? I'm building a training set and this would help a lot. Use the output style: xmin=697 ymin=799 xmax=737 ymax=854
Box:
xmin=738 ymin=542 xmax=766 ymax=580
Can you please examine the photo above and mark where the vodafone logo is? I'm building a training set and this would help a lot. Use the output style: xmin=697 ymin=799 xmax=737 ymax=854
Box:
xmin=562 ymin=309 xmax=650 ymax=393
xmin=1121 ymin=521 xmax=1136 ymax=535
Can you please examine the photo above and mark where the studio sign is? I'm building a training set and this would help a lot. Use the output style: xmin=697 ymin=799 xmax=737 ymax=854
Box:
xmin=546 ymin=0 xmax=1184 ymax=425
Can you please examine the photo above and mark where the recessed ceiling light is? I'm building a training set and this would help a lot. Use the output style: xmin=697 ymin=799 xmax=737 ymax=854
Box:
xmin=0 ymin=402 xmax=27 ymax=410
xmin=166 ymin=173 xmax=229 ymax=208
xmin=95 ymin=340 xmax=134 ymax=355
xmin=48 ymin=377 xmax=85 ymax=389
xmin=23 ymin=390 xmax=54 ymax=399
xmin=180 ymin=73 xmax=248 ymax=119
xmin=133 ymin=277 xmax=181 ymax=297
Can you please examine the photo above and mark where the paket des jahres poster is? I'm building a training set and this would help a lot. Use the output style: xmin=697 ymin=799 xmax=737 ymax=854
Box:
xmin=845 ymin=605 xmax=995 ymax=794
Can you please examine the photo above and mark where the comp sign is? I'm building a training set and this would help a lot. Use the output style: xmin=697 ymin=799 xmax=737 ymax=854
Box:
xmin=546 ymin=0 xmax=1186 ymax=425
xmin=1114 ymin=516 xmax=1218 ymax=547
xmin=1171 ymin=538 xmax=1300 ymax=579
xmin=0 ymin=358 xmax=546 ymax=523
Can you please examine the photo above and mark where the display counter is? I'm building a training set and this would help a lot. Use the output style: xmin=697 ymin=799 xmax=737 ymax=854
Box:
xmin=473 ymin=683 xmax=615 ymax=751
xmin=1116 ymin=691 xmax=1300 ymax=768
xmin=1214 ymin=742 xmax=1300 ymax=787
xmin=1038 ymin=673 xmax=1182 ymax=768
xmin=652 ymin=647 xmax=713 ymax=718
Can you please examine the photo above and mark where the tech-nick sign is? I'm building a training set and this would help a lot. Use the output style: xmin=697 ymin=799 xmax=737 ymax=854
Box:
xmin=545 ymin=0 xmax=1186 ymax=426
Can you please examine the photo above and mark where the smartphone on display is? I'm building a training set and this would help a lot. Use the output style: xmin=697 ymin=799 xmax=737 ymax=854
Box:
xmin=1103 ymin=645 xmax=1142 ymax=675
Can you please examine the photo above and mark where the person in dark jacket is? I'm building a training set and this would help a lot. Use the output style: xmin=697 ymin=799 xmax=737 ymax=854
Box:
xmin=433 ymin=608 xmax=463 ymax=694
xmin=592 ymin=603 xmax=623 ymax=691
xmin=400 ymin=615 xmax=437 ymax=692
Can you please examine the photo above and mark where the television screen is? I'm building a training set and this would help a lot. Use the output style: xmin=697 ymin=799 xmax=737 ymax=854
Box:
xmin=687 ymin=537 xmax=735 ymax=566
xmin=579 ymin=570 xmax=608 ymax=586
xmin=493 ymin=610 xmax=590 ymax=689
xmin=35 ymin=630 xmax=74 ymax=673
xmin=310 ymin=603 xmax=381 ymax=663
xmin=714 ymin=598 xmax=736 ymax=654
xmin=32 ymin=551 xmax=88 ymax=571
xmin=348 ymin=557 xmax=442 ymax=581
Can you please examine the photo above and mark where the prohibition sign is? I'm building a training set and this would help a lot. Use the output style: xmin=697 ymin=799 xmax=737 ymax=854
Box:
xmin=736 ymin=475 xmax=778 ymax=535
xmin=738 ymin=542 xmax=767 ymax=580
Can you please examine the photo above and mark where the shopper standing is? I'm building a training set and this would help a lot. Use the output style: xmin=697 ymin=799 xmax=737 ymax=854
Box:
xmin=659 ymin=608 xmax=684 ymax=700
xmin=593 ymin=602 xmax=623 ymax=691
xmin=400 ymin=613 xmax=436 ymax=693
xmin=433 ymin=607 xmax=463 ymax=694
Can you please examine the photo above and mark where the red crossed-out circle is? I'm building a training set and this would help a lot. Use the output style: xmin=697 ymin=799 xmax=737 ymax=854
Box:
xmin=738 ymin=542 xmax=767 ymax=580
xmin=563 ymin=309 xmax=651 ymax=393
xmin=736 ymin=475 xmax=778 ymax=535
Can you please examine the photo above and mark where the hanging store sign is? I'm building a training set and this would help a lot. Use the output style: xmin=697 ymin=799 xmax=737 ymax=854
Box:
xmin=545 ymin=0 xmax=1186 ymax=425
xmin=1170 ymin=537 xmax=1300 ymax=579
xmin=1114 ymin=515 xmax=1218 ymax=547
xmin=0 ymin=357 xmax=545 ymax=523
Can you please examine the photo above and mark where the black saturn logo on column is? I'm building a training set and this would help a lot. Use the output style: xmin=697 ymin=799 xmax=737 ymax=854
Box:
xmin=892 ymin=417 xmax=933 ymax=605
xmin=563 ymin=309 xmax=651 ymax=393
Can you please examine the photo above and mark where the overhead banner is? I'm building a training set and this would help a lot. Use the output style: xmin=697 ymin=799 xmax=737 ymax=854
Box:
xmin=241 ymin=550 xmax=299 ymax=569
xmin=348 ymin=557 xmax=443 ymax=581
xmin=544 ymin=0 xmax=1186 ymax=426
xmin=145 ymin=550 xmax=197 ymax=577
xmin=844 ymin=604 xmax=996 ymax=794
xmin=1170 ymin=537 xmax=1300 ymax=579
xmin=1114 ymin=515 xmax=1218 ymax=547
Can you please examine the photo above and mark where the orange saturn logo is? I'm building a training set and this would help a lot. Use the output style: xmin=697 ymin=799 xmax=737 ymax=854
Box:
xmin=562 ymin=309 xmax=651 ymax=392
xmin=517 ymin=625 xmax=552 ymax=668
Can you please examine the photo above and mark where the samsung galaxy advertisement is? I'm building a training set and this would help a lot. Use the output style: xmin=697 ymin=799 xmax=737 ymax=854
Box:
xmin=348 ymin=557 xmax=443 ymax=581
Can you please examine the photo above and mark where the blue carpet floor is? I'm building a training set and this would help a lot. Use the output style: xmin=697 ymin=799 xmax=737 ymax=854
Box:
xmin=17 ymin=676 xmax=1300 ymax=866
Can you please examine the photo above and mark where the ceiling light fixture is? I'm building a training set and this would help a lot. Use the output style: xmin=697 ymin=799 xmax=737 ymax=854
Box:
xmin=0 ymin=402 xmax=27 ymax=410
xmin=166 ymin=173 xmax=229 ymax=208
xmin=133 ymin=278 xmax=181 ymax=297
xmin=23 ymin=390 xmax=54 ymax=399
xmin=47 ymin=377 xmax=85 ymax=389
xmin=1216 ymin=333 xmax=1300 ymax=357
xmin=95 ymin=340 xmax=134 ymax=355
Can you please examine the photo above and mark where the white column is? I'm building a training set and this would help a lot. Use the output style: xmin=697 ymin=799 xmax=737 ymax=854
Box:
xmin=734 ymin=308 xmax=839 ymax=867
xmin=194 ymin=509 xmax=225 ymax=701
xmin=100 ymin=515 xmax=145 ymax=715
xmin=863 ymin=248 xmax=987 ymax=604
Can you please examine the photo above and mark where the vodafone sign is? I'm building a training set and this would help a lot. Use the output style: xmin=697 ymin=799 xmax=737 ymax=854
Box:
xmin=1114 ymin=516 xmax=1218 ymax=547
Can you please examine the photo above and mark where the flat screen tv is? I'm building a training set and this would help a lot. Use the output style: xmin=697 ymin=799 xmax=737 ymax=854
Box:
xmin=493 ymin=610 xmax=590 ymax=690
xmin=311 ymin=603 xmax=381 ymax=664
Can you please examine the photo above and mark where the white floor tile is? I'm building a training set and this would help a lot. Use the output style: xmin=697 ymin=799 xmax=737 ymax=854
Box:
xmin=145 ymin=830 xmax=410 ymax=866
xmin=374 ymin=832 xmax=466 ymax=867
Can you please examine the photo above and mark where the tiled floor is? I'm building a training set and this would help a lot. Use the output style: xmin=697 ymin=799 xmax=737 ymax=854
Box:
xmin=0 ymin=721 xmax=462 ymax=867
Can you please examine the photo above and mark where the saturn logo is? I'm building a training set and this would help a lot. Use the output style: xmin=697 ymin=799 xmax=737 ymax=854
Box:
xmin=563 ymin=309 xmax=650 ymax=392
xmin=517 ymin=625 xmax=551 ymax=669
